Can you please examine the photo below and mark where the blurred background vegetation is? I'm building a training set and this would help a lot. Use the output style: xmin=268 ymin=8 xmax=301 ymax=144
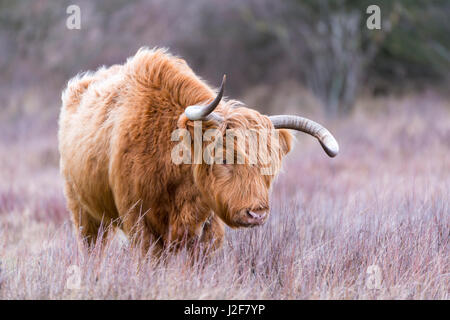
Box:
xmin=0 ymin=0 xmax=449 ymax=127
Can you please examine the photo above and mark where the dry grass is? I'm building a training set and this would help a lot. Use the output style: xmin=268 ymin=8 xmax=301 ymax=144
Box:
xmin=0 ymin=93 xmax=449 ymax=299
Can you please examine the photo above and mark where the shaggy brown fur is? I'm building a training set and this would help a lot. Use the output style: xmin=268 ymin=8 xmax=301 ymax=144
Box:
xmin=58 ymin=47 xmax=292 ymax=256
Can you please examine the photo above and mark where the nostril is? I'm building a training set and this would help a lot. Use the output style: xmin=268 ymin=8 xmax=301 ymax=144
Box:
xmin=247 ymin=210 xmax=266 ymax=220
xmin=247 ymin=210 xmax=257 ymax=219
xmin=247 ymin=210 xmax=258 ymax=219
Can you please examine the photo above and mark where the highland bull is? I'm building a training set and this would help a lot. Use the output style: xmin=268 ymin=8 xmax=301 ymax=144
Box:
xmin=58 ymin=48 xmax=339 ymax=256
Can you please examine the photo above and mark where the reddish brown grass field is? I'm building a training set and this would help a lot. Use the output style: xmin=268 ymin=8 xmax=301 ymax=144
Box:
xmin=0 ymin=93 xmax=448 ymax=299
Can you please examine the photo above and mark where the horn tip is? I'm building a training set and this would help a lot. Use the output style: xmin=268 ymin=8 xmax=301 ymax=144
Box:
xmin=321 ymin=138 xmax=339 ymax=158
xmin=184 ymin=105 xmax=203 ymax=121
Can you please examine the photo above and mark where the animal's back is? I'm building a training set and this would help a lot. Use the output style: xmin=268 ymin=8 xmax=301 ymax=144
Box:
xmin=59 ymin=48 xmax=216 ymax=229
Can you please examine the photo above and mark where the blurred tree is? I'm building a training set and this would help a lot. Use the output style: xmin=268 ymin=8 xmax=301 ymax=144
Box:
xmin=371 ymin=0 xmax=450 ymax=91
xmin=0 ymin=0 xmax=449 ymax=120
xmin=179 ymin=0 xmax=449 ymax=114
xmin=233 ymin=0 xmax=401 ymax=114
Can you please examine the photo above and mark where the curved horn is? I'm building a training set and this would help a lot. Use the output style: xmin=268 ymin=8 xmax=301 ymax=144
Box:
xmin=185 ymin=75 xmax=226 ymax=121
xmin=269 ymin=115 xmax=339 ymax=157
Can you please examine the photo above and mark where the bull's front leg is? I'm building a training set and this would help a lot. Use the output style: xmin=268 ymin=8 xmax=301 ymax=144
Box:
xmin=198 ymin=213 xmax=225 ymax=254
xmin=164 ymin=202 xmax=224 ymax=258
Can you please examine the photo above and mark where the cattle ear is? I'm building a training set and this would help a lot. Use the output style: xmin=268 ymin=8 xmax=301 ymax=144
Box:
xmin=278 ymin=129 xmax=292 ymax=156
